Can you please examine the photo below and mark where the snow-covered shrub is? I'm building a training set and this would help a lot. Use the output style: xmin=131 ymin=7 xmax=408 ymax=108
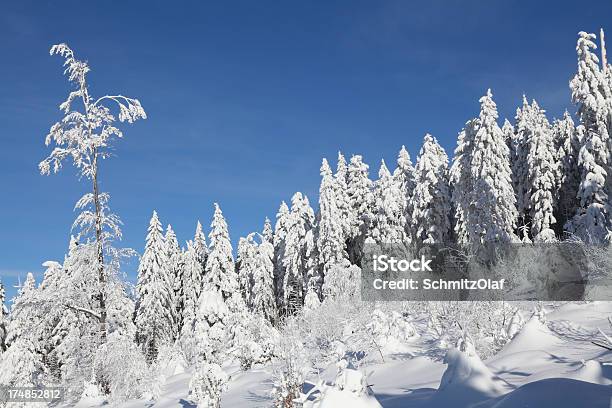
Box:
xmin=426 ymin=301 xmax=519 ymax=359
xmin=271 ymin=320 xmax=311 ymax=408
xmin=301 ymin=365 xmax=381 ymax=408
xmin=233 ymin=315 xmax=278 ymax=370
xmin=93 ymin=333 xmax=160 ymax=404
xmin=367 ymin=309 xmax=417 ymax=348
xmin=321 ymin=260 xmax=361 ymax=300
xmin=189 ymin=362 xmax=229 ymax=408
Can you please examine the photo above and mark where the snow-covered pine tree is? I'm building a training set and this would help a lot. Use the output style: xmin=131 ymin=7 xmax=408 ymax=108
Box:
xmin=165 ymin=224 xmax=183 ymax=336
xmin=393 ymin=145 xmax=417 ymax=243
xmin=179 ymin=240 xmax=204 ymax=363
xmin=252 ymin=236 xmax=277 ymax=323
xmin=194 ymin=221 xmax=209 ymax=270
xmin=455 ymin=90 xmax=518 ymax=249
xmin=262 ymin=217 xmax=274 ymax=244
xmin=303 ymin=228 xmax=321 ymax=311
xmin=5 ymin=272 xmax=37 ymax=348
xmin=411 ymin=134 xmax=452 ymax=246
xmin=194 ymin=204 xmax=239 ymax=367
xmin=525 ymin=100 xmax=558 ymax=241
xmin=567 ymin=32 xmax=612 ymax=243
xmin=371 ymin=160 xmax=406 ymax=244
xmin=236 ymin=233 xmax=258 ymax=310
xmin=0 ymin=279 xmax=7 ymax=353
xmin=335 ymin=152 xmax=352 ymax=243
xmin=205 ymin=203 xmax=240 ymax=308
xmin=39 ymin=44 xmax=146 ymax=343
xmin=450 ymin=123 xmax=477 ymax=245
xmin=501 ymin=119 xmax=517 ymax=198
xmin=134 ymin=211 xmax=174 ymax=362
xmin=317 ymin=158 xmax=346 ymax=275
xmin=513 ymin=95 xmax=532 ymax=236
xmin=502 ymin=119 xmax=515 ymax=148
xmin=282 ymin=192 xmax=315 ymax=314
xmin=273 ymin=201 xmax=290 ymax=313
xmin=0 ymin=272 xmax=44 ymax=392
xmin=346 ymin=155 xmax=374 ymax=265
xmin=554 ymin=111 xmax=581 ymax=234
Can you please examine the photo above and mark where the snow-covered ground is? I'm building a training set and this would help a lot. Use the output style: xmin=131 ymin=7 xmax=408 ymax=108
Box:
xmin=76 ymin=302 xmax=612 ymax=407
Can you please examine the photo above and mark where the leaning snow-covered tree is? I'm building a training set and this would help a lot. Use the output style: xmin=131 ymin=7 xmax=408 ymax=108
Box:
xmin=567 ymin=31 xmax=612 ymax=243
xmin=411 ymin=134 xmax=452 ymax=246
xmin=39 ymin=43 xmax=146 ymax=344
xmin=134 ymin=211 xmax=175 ymax=362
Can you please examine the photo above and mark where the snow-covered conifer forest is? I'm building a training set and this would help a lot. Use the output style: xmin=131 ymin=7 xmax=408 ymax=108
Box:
xmin=4 ymin=30 xmax=612 ymax=407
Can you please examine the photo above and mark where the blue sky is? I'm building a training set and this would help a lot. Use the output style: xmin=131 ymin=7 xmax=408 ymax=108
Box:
xmin=0 ymin=0 xmax=610 ymax=300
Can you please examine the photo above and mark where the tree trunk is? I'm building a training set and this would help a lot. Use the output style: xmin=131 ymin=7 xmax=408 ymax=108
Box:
xmin=92 ymin=150 xmax=107 ymax=343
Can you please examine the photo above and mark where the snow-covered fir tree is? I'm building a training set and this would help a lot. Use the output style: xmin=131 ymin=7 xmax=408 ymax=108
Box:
xmin=567 ymin=31 xmax=612 ymax=243
xmin=411 ymin=134 xmax=452 ymax=246
xmin=371 ymin=160 xmax=406 ymax=244
xmin=134 ymin=211 xmax=175 ymax=361
xmin=195 ymin=203 xmax=240 ymax=366
xmin=393 ymin=145 xmax=417 ymax=242
xmin=0 ymin=272 xmax=44 ymax=393
xmin=236 ymin=233 xmax=258 ymax=309
xmin=317 ymin=158 xmax=346 ymax=274
xmin=303 ymin=228 xmax=321 ymax=311
xmin=252 ymin=235 xmax=278 ymax=323
xmin=194 ymin=221 xmax=209 ymax=269
xmin=335 ymin=152 xmax=352 ymax=243
xmin=165 ymin=224 xmax=183 ymax=336
xmin=5 ymin=272 xmax=37 ymax=348
xmin=524 ymin=100 xmax=558 ymax=241
xmin=346 ymin=155 xmax=374 ymax=265
xmin=281 ymin=192 xmax=315 ymax=314
xmin=205 ymin=203 xmax=240 ymax=307
xmin=452 ymin=90 xmax=517 ymax=249
xmin=262 ymin=217 xmax=274 ymax=244
xmin=554 ymin=111 xmax=581 ymax=233
xmin=513 ymin=95 xmax=532 ymax=235
xmin=450 ymin=123 xmax=476 ymax=245
xmin=179 ymin=240 xmax=205 ymax=362
xmin=272 ymin=201 xmax=291 ymax=313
